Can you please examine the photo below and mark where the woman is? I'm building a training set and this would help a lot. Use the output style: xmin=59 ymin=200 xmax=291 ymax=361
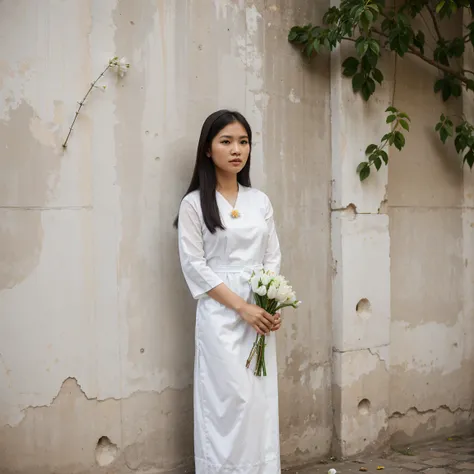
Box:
xmin=175 ymin=110 xmax=282 ymax=473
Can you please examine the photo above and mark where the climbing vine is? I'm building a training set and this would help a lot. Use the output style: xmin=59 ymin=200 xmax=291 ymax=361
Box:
xmin=289 ymin=0 xmax=474 ymax=180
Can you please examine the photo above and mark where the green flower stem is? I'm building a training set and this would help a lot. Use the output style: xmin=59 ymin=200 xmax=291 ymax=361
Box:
xmin=246 ymin=333 xmax=260 ymax=368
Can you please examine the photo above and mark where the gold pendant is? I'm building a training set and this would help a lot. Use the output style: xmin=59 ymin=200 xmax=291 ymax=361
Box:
xmin=230 ymin=209 xmax=241 ymax=219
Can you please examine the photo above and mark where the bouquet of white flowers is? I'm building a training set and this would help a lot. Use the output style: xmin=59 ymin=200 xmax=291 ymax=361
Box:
xmin=246 ymin=269 xmax=301 ymax=376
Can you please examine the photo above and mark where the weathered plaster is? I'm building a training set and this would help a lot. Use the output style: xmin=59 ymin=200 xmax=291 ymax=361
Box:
xmin=388 ymin=12 xmax=474 ymax=442
xmin=0 ymin=0 xmax=333 ymax=472
xmin=0 ymin=378 xmax=193 ymax=474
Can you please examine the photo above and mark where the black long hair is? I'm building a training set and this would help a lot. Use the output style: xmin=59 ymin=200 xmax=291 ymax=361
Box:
xmin=174 ymin=110 xmax=252 ymax=233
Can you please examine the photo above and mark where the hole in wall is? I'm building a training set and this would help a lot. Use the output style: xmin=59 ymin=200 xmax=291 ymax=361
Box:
xmin=343 ymin=203 xmax=358 ymax=220
xmin=95 ymin=436 xmax=118 ymax=467
xmin=356 ymin=298 xmax=372 ymax=320
xmin=358 ymin=399 xmax=371 ymax=415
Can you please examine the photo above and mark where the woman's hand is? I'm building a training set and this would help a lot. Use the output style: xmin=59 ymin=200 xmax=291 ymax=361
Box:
xmin=238 ymin=303 xmax=275 ymax=335
xmin=271 ymin=313 xmax=281 ymax=331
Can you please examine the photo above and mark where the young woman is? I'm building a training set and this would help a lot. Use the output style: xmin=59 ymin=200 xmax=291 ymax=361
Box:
xmin=175 ymin=110 xmax=282 ymax=473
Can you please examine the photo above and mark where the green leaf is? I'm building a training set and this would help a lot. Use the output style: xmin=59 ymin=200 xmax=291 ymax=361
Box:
xmin=372 ymin=68 xmax=384 ymax=84
xmin=435 ymin=0 xmax=445 ymax=13
xmin=451 ymin=82 xmax=462 ymax=98
xmin=440 ymin=127 xmax=449 ymax=143
xmin=369 ymin=40 xmax=380 ymax=56
xmin=358 ymin=163 xmax=371 ymax=181
xmin=361 ymin=83 xmax=371 ymax=101
xmin=435 ymin=122 xmax=443 ymax=132
xmin=366 ymin=144 xmax=379 ymax=155
xmin=394 ymin=131 xmax=406 ymax=150
xmin=387 ymin=114 xmax=397 ymax=124
xmin=455 ymin=134 xmax=467 ymax=153
xmin=356 ymin=38 xmax=369 ymax=57
xmin=442 ymin=81 xmax=452 ymax=102
xmin=386 ymin=106 xmax=398 ymax=113
xmin=380 ymin=150 xmax=389 ymax=164
xmin=362 ymin=56 xmax=373 ymax=73
xmin=374 ymin=157 xmax=382 ymax=170
xmin=465 ymin=150 xmax=474 ymax=168
xmin=352 ymin=73 xmax=365 ymax=92
xmin=361 ymin=78 xmax=376 ymax=101
xmin=398 ymin=112 xmax=410 ymax=120
xmin=413 ymin=31 xmax=425 ymax=55
xmin=342 ymin=56 xmax=359 ymax=71
xmin=304 ymin=41 xmax=314 ymax=57
xmin=299 ymin=32 xmax=309 ymax=43
xmin=399 ymin=119 xmax=410 ymax=131
xmin=288 ymin=30 xmax=299 ymax=42
xmin=467 ymin=80 xmax=474 ymax=92
xmin=448 ymin=37 xmax=464 ymax=58
xmin=445 ymin=119 xmax=454 ymax=136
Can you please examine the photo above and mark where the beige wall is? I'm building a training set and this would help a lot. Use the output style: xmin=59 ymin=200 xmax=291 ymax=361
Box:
xmin=1 ymin=0 xmax=473 ymax=473
xmin=0 ymin=1 xmax=332 ymax=473
xmin=387 ymin=13 xmax=474 ymax=444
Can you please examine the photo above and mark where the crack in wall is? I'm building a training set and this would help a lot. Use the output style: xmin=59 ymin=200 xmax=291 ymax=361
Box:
xmin=333 ymin=344 xmax=389 ymax=355
xmin=390 ymin=404 xmax=473 ymax=419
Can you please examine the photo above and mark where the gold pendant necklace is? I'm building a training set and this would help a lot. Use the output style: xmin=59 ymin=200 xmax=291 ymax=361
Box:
xmin=230 ymin=209 xmax=241 ymax=219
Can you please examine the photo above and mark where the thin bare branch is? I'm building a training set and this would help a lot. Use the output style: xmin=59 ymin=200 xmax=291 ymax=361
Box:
xmin=62 ymin=64 xmax=111 ymax=149
xmin=425 ymin=4 xmax=443 ymax=42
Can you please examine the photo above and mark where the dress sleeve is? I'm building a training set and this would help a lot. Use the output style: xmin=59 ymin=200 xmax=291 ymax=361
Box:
xmin=178 ymin=198 xmax=223 ymax=299
xmin=263 ymin=195 xmax=281 ymax=275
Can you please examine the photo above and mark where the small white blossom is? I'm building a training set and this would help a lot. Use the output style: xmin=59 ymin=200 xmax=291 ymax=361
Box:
xmin=261 ymin=273 xmax=272 ymax=286
xmin=328 ymin=469 xmax=337 ymax=474
xmin=276 ymin=283 xmax=292 ymax=303
xmin=267 ymin=283 xmax=278 ymax=300
xmin=250 ymin=275 xmax=261 ymax=292
xmin=109 ymin=56 xmax=130 ymax=77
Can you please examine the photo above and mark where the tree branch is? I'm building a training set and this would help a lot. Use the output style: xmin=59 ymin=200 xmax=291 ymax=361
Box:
xmin=62 ymin=64 xmax=111 ymax=148
xmin=425 ymin=4 xmax=443 ymax=41
xmin=371 ymin=27 xmax=471 ymax=86
xmin=419 ymin=10 xmax=438 ymax=43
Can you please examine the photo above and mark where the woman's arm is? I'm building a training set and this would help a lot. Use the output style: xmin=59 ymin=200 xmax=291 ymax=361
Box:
xmin=178 ymin=198 xmax=275 ymax=334
xmin=208 ymin=284 xmax=275 ymax=335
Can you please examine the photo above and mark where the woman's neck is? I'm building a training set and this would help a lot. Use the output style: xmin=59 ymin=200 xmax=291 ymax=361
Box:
xmin=216 ymin=173 xmax=238 ymax=193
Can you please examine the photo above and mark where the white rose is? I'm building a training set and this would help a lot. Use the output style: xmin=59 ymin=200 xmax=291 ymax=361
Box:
xmin=272 ymin=275 xmax=283 ymax=286
xmin=276 ymin=283 xmax=292 ymax=303
xmin=255 ymin=285 xmax=267 ymax=296
xmin=261 ymin=273 xmax=271 ymax=286
xmin=250 ymin=275 xmax=261 ymax=292
xmin=287 ymin=291 xmax=297 ymax=304
xmin=267 ymin=283 xmax=278 ymax=300
xmin=328 ymin=469 xmax=337 ymax=474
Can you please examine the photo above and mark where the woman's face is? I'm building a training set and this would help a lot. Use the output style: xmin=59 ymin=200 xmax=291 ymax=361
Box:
xmin=208 ymin=121 xmax=250 ymax=176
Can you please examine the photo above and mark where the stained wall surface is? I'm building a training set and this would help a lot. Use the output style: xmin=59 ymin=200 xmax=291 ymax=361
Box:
xmin=0 ymin=1 xmax=332 ymax=472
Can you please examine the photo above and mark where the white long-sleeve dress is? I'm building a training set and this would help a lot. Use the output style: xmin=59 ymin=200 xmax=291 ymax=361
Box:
xmin=178 ymin=184 xmax=282 ymax=474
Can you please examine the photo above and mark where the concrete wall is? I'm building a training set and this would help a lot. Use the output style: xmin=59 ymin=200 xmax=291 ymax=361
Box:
xmin=387 ymin=13 xmax=474 ymax=444
xmin=0 ymin=1 xmax=332 ymax=473
xmin=1 ymin=0 xmax=473 ymax=473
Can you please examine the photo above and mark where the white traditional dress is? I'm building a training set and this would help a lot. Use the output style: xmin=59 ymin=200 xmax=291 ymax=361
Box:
xmin=178 ymin=184 xmax=282 ymax=474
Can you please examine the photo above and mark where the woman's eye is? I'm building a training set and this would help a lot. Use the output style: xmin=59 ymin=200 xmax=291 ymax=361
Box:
xmin=221 ymin=140 xmax=230 ymax=144
xmin=241 ymin=140 xmax=248 ymax=145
